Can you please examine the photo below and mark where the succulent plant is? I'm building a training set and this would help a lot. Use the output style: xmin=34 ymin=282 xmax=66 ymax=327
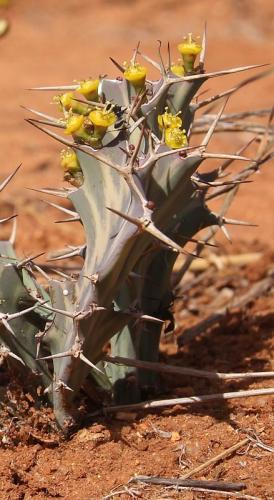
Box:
xmin=0 ymin=30 xmax=273 ymax=432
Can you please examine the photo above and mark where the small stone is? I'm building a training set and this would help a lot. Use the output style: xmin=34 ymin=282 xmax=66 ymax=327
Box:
xmin=0 ymin=19 xmax=9 ymax=38
xmin=171 ymin=431 xmax=181 ymax=442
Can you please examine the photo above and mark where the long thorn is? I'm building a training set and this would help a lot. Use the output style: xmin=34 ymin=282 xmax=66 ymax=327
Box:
xmin=33 ymin=264 xmax=51 ymax=281
xmin=1 ymin=318 xmax=16 ymax=336
xmin=199 ymin=22 xmax=207 ymax=69
xmin=170 ymin=63 xmax=269 ymax=84
xmin=201 ymin=97 xmax=229 ymax=147
xmin=0 ymin=164 xmax=21 ymax=192
xmin=223 ymin=216 xmax=257 ymax=227
xmin=27 ymin=119 xmax=123 ymax=174
xmin=28 ymin=85 xmax=78 ymax=91
xmin=137 ymin=50 xmax=161 ymax=71
xmin=39 ymin=303 xmax=76 ymax=319
xmin=0 ymin=347 xmax=25 ymax=365
xmin=9 ymin=216 xmax=17 ymax=245
xmin=27 ymin=186 xmax=70 ymax=198
xmin=26 ymin=118 xmax=74 ymax=146
xmin=131 ymin=41 xmax=140 ymax=65
xmin=28 ymin=117 xmax=65 ymax=129
xmin=196 ymin=68 xmax=274 ymax=110
xmin=202 ymin=153 xmax=251 ymax=161
xmin=79 ymin=353 xmax=104 ymax=374
xmin=21 ymin=105 xmax=63 ymax=125
xmin=0 ymin=214 xmax=17 ymax=225
xmin=220 ymin=224 xmax=232 ymax=242
xmin=167 ymin=41 xmax=171 ymax=70
xmin=8 ymin=301 xmax=48 ymax=320
xmin=47 ymin=247 xmax=84 ymax=261
xmin=157 ymin=39 xmax=167 ymax=76
xmin=17 ymin=251 xmax=45 ymax=269
xmin=55 ymin=217 xmax=81 ymax=223
xmin=43 ymin=200 xmax=78 ymax=217
xmin=109 ymin=56 xmax=124 ymax=73
xmin=38 ymin=350 xmax=72 ymax=361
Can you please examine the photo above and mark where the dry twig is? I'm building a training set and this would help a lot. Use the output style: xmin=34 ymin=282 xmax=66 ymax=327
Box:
xmin=179 ymin=437 xmax=250 ymax=480
xmin=130 ymin=475 xmax=246 ymax=491
xmin=103 ymin=387 xmax=274 ymax=413
xmin=104 ymin=355 xmax=274 ymax=381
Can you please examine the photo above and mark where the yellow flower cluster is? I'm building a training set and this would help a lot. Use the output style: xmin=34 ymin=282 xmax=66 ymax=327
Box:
xmin=62 ymin=103 xmax=117 ymax=149
xmin=158 ymin=109 xmax=182 ymax=130
xmin=56 ymin=33 xmax=201 ymax=182
xmin=55 ymin=78 xmax=118 ymax=182
xmin=158 ymin=108 xmax=187 ymax=149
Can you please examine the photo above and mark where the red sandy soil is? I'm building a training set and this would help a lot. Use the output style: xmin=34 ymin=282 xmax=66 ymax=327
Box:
xmin=0 ymin=1 xmax=273 ymax=499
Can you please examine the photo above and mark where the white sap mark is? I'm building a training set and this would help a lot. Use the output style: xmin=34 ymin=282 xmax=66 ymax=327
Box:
xmin=63 ymin=289 xmax=69 ymax=296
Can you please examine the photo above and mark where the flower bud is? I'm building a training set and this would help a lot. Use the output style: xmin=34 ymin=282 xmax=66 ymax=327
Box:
xmin=89 ymin=104 xmax=117 ymax=139
xmin=64 ymin=114 xmax=102 ymax=148
xmin=76 ymin=79 xmax=99 ymax=101
xmin=56 ymin=92 xmax=90 ymax=115
xmin=177 ymin=33 xmax=201 ymax=73
xmin=123 ymin=62 xmax=147 ymax=90
xmin=170 ymin=60 xmax=185 ymax=77
xmin=65 ymin=114 xmax=85 ymax=135
xmin=60 ymin=149 xmax=83 ymax=187
xmin=60 ymin=148 xmax=81 ymax=172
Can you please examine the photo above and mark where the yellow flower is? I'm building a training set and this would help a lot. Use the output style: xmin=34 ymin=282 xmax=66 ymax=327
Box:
xmin=123 ymin=62 xmax=147 ymax=89
xmin=89 ymin=104 xmax=117 ymax=139
xmin=177 ymin=33 xmax=202 ymax=73
xmin=60 ymin=149 xmax=81 ymax=172
xmin=65 ymin=114 xmax=85 ymax=135
xmin=60 ymin=149 xmax=83 ymax=186
xmin=177 ymin=34 xmax=202 ymax=56
xmin=59 ymin=92 xmax=74 ymax=111
xmin=164 ymin=127 xmax=187 ymax=149
xmin=65 ymin=115 xmax=85 ymax=135
xmin=63 ymin=112 xmax=104 ymax=148
xmin=77 ymin=79 xmax=99 ymax=101
xmin=170 ymin=61 xmax=185 ymax=77
xmin=55 ymin=92 xmax=91 ymax=116
xmin=158 ymin=108 xmax=182 ymax=130
xmin=89 ymin=109 xmax=116 ymax=128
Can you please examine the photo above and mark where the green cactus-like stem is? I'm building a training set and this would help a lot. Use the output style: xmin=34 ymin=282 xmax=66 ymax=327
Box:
xmin=0 ymin=244 xmax=52 ymax=389
xmin=0 ymin=38 xmax=271 ymax=430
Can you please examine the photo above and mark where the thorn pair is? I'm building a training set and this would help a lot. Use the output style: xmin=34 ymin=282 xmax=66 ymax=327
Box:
xmin=38 ymin=339 xmax=103 ymax=375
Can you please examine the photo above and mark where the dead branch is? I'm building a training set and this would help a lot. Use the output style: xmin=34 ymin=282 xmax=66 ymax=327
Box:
xmin=130 ymin=475 xmax=246 ymax=492
xmin=104 ymin=355 xmax=274 ymax=381
xmin=179 ymin=437 xmax=250 ymax=480
xmin=103 ymin=387 xmax=274 ymax=413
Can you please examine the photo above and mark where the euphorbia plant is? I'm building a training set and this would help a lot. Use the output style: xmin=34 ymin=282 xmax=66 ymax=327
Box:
xmin=0 ymin=30 xmax=273 ymax=432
